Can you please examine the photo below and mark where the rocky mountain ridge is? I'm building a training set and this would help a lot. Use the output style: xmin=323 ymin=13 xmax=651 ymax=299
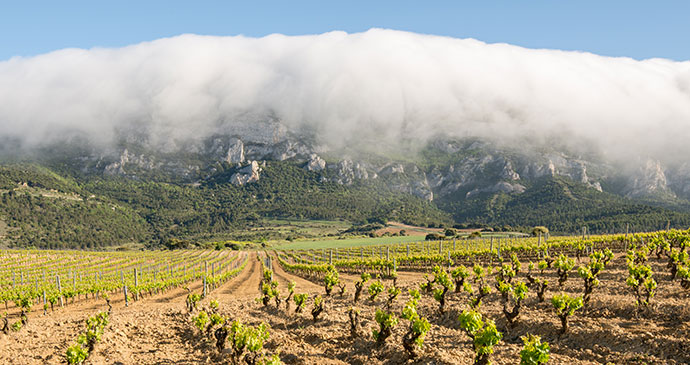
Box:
xmin=66 ymin=118 xmax=690 ymax=210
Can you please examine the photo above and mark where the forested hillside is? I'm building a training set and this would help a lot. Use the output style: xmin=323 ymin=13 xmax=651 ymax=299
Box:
xmin=0 ymin=163 xmax=452 ymax=248
xmin=439 ymin=176 xmax=690 ymax=233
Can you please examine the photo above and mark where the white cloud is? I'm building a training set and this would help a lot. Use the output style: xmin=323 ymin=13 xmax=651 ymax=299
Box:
xmin=1 ymin=29 xmax=689 ymax=163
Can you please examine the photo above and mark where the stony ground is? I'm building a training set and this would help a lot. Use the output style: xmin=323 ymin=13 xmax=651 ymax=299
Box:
xmin=1 ymin=251 xmax=688 ymax=364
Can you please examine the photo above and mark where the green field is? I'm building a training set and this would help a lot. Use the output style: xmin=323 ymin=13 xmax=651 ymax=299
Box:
xmin=273 ymin=234 xmax=425 ymax=250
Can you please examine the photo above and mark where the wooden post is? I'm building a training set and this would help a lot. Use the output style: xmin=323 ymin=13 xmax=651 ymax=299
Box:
xmin=407 ymin=244 xmax=410 ymax=257
xmin=386 ymin=247 xmax=390 ymax=261
xmin=329 ymin=250 xmax=333 ymax=265
xmin=43 ymin=290 xmax=47 ymax=315
xmin=203 ymin=276 xmax=207 ymax=298
xmin=56 ymin=275 xmax=63 ymax=307
xmin=124 ymin=285 xmax=129 ymax=307
xmin=134 ymin=268 xmax=139 ymax=301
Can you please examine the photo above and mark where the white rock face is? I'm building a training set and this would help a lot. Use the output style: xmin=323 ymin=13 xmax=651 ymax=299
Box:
xmin=500 ymin=160 xmax=521 ymax=180
xmin=668 ymin=162 xmax=690 ymax=197
xmin=466 ymin=182 xmax=526 ymax=199
xmin=225 ymin=138 xmax=245 ymax=164
xmin=379 ymin=163 xmax=405 ymax=176
xmin=305 ymin=154 xmax=326 ymax=171
xmin=230 ymin=160 xmax=261 ymax=185
xmin=333 ymin=160 xmax=373 ymax=184
xmin=626 ymin=159 xmax=674 ymax=198
xmin=104 ymin=149 xmax=157 ymax=175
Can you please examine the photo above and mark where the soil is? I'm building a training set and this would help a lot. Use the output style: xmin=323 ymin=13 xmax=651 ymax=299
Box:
xmin=1 ymin=251 xmax=689 ymax=364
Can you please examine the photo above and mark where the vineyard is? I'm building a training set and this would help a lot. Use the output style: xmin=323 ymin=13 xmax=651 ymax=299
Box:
xmin=0 ymin=231 xmax=689 ymax=364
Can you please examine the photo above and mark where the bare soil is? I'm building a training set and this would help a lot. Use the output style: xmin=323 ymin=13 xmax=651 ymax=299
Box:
xmin=1 ymin=251 xmax=689 ymax=364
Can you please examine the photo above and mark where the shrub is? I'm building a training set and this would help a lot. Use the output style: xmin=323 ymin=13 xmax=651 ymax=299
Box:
xmin=66 ymin=312 xmax=109 ymax=364
xmin=519 ymin=334 xmax=550 ymax=365
xmin=470 ymin=265 xmax=491 ymax=309
xmin=227 ymin=320 xmax=271 ymax=365
xmin=554 ymin=255 xmax=574 ymax=287
xmin=293 ymin=293 xmax=308 ymax=313
xmin=498 ymin=280 xmax=528 ymax=327
xmin=551 ymin=293 xmax=582 ymax=334
xmin=193 ymin=311 xmax=210 ymax=334
xmin=348 ymin=307 xmax=361 ymax=338
xmin=510 ymin=253 xmax=522 ymax=275
xmin=458 ymin=309 xmax=503 ymax=365
xmin=452 ymin=265 xmax=471 ymax=293
xmin=578 ymin=249 xmax=613 ymax=306
xmin=368 ymin=280 xmax=384 ymax=302
xmin=186 ymin=293 xmax=202 ymax=312
xmin=260 ymin=281 xmax=279 ymax=307
xmin=354 ymin=273 xmax=371 ymax=303
xmin=324 ymin=265 xmax=340 ymax=296
xmin=626 ymin=263 xmax=657 ymax=311
xmin=373 ymin=309 xmax=398 ymax=345
xmin=311 ymin=295 xmax=324 ymax=321
xmin=285 ymin=281 xmax=295 ymax=311
xmin=431 ymin=266 xmax=455 ymax=313
xmin=386 ymin=286 xmax=401 ymax=310
xmin=66 ymin=344 xmax=88 ymax=365
xmin=401 ymin=289 xmax=430 ymax=359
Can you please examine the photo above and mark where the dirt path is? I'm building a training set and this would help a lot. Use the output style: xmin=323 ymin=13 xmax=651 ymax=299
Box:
xmin=270 ymin=254 xmax=323 ymax=293
xmin=212 ymin=251 xmax=262 ymax=298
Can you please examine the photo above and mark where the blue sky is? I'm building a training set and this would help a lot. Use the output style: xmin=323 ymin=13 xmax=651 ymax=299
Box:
xmin=1 ymin=1 xmax=689 ymax=61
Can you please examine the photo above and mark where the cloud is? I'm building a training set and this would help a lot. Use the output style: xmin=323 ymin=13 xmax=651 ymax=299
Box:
xmin=1 ymin=29 xmax=689 ymax=164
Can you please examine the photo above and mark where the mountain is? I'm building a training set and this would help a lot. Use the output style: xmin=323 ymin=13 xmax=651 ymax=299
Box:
xmin=2 ymin=116 xmax=690 ymax=249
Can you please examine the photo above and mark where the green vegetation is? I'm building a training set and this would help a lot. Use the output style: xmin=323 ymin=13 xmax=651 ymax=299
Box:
xmin=439 ymin=176 xmax=690 ymax=234
xmin=519 ymin=334 xmax=550 ymax=365
xmin=373 ymin=308 xmax=398 ymax=345
xmin=66 ymin=311 xmax=109 ymax=364
xmin=0 ymin=162 xmax=451 ymax=249
xmin=458 ymin=309 xmax=503 ymax=365
xmin=551 ymin=293 xmax=583 ymax=334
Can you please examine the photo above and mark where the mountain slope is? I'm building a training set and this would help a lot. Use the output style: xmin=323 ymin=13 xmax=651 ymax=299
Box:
xmin=0 ymin=162 xmax=453 ymax=248
xmin=439 ymin=176 xmax=690 ymax=232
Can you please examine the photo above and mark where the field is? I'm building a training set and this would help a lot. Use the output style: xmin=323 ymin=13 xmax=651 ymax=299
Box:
xmin=275 ymin=235 xmax=424 ymax=250
xmin=0 ymin=231 xmax=689 ymax=364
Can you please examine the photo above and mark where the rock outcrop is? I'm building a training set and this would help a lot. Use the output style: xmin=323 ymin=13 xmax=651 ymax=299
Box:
xmin=230 ymin=161 xmax=262 ymax=185
xmin=225 ymin=138 xmax=245 ymax=164
xmin=626 ymin=159 xmax=674 ymax=198
xmin=305 ymin=154 xmax=326 ymax=171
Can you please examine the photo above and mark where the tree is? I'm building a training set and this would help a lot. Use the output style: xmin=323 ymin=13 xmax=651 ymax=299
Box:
xmin=532 ymin=226 xmax=549 ymax=237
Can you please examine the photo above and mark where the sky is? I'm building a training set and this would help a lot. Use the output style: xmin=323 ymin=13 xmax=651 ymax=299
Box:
xmin=1 ymin=1 xmax=689 ymax=61
xmin=1 ymin=1 xmax=689 ymax=169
